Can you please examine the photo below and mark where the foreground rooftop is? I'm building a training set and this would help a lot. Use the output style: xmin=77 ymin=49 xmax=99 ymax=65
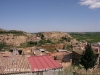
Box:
xmin=0 ymin=54 xmax=62 ymax=74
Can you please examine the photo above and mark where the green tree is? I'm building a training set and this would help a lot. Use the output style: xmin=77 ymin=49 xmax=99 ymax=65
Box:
xmin=0 ymin=42 xmax=6 ymax=51
xmin=38 ymin=40 xmax=45 ymax=45
xmin=28 ymin=41 xmax=37 ymax=46
xmin=41 ymin=34 xmax=45 ymax=40
xmin=79 ymin=44 xmax=98 ymax=72
xmin=46 ymin=39 xmax=52 ymax=44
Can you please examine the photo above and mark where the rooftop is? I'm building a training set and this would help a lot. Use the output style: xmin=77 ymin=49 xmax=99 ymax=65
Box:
xmin=28 ymin=55 xmax=62 ymax=72
xmin=91 ymin=42 xmax=100 ymax=47
xmin=0 ymin=55 xmax=30 ymax=74
xmin=0 ymin=54 xmax=62 ymax=74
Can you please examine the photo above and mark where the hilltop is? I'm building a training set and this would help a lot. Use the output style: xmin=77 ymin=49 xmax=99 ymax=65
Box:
xmin=0 ymin=28 xmax=6 ymax=31
xmin=38 ymin=32 xmax=72 ymax=41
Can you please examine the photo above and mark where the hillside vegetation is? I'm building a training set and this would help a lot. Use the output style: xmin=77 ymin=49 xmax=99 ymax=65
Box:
xmin=0 ymin=30 xmax=27 ymax=36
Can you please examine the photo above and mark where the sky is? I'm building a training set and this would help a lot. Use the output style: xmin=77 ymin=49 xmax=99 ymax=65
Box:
xmin=0 ymin=0 xmax=100 ymax=32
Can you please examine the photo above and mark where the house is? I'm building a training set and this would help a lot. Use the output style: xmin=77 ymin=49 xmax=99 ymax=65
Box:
xmin=30 ymin=47 xmax=47 ymax=56
xmin=72 ymin=49 xmax=99 ymax=65
xmin=91 ymin=42 xmax=100 ymax=53
xmin=0 ymin=55 xmax=30 ymax=75
xmin=50 ymin=51 xmax=72 ymax=63
xmin=56 ymin=49 xmax=67 ymax=52
xmin=39 ymin=49 xmax=45 ymax=52
xmin=72 ymin=49 xmax=83 ymax=65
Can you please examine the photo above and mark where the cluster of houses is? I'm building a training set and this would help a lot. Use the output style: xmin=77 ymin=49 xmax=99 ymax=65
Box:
xmin=72 ymin=41 xmax=100 ymax=66
xmin=0 ymin=41 xmax=100 ymax=75
xmin=0 ymin=46 xmax=72 ymax=75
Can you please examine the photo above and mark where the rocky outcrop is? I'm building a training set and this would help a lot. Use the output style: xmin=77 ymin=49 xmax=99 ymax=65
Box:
xmin=0 ymin=34 xmax=27 ymax=46
xmin=38 ymin=32 xmax=72 ymax=40
xmin=38 ymin=32 xmax=77 ymax=44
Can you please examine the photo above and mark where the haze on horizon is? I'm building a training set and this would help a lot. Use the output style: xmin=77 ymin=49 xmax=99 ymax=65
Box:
xmin=0 ymin=0 xmax=100 ymax=32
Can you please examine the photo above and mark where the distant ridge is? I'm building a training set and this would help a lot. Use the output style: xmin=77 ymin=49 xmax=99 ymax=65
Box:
xmin=0 ymin=28 xmax=6 ymax=31
xmin=0 ymin=28 xmax=28 ymax=33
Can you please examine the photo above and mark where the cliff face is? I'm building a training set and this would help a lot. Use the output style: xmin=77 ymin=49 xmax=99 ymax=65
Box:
xmin=0 ymin=34 xmax=27 ymax=46
xmin=0 ymin=28 xmax=33 ymax=46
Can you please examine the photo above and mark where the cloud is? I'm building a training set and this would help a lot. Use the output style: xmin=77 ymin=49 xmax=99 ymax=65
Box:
xmin=79 ymin=0 xmax=100 ymax=9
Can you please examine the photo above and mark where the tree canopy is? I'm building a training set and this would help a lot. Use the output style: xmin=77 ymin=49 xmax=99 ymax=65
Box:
xmin=79 ymin=44 xmax=98 ymax=71
xmin=0 ymin=42 xmax=6 ymax=51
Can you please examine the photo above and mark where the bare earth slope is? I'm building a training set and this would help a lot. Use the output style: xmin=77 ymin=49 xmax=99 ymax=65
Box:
xmin=0 ymin=28 xmax=76 ymax=46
